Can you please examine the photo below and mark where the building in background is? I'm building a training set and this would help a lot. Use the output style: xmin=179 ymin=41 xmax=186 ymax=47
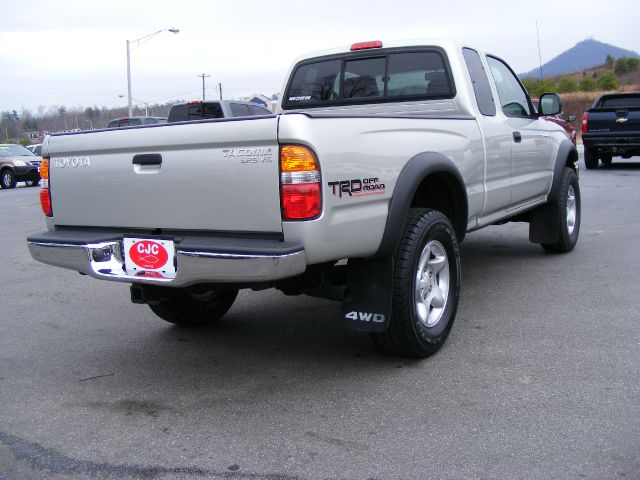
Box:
xmin=245 ymin=93 xmax=279 ymax=112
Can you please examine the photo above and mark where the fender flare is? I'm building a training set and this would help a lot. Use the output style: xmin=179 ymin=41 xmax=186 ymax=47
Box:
xmin=374 ymin=152 xmax=468 ymax=258
xmin=548 ymin=139 xmax=578 ymax=202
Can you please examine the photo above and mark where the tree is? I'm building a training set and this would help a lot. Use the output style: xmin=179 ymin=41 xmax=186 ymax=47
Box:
xmin=580 ymin=77 xmax=596 ymax=92
xmin=23 ymin=118 xmax=39 ymax=131
xmin=558 ymin=76 xmax=578 ymax=93
xmin=628 ymin=58 xmax=640 ymax=71
xmin=58 ymin=106 xmax=68 ymax=130
xmin=597 ymin=70 xmax=619 ymax=90
xmin=521 ymin=77 xmax=557 ymax=97
xmin=522 ymin=77 xmax=541 ymax=96
xmin=606 ymin=54 xmax=614 ymax=67
xmin=84 ymin=107 xmax=100 ymax=129
xmin=614 ymin=57 xmax=629 ymax=75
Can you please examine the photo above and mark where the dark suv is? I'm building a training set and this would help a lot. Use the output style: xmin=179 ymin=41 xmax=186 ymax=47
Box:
xmin=0 ymin=144 xmax=42 ymax=189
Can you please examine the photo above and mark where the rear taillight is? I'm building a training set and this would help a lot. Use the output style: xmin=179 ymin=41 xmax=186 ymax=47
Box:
xmin=280 ymin=145 xmax=321 ymax=220
xmin=582 ymin=112 xmax=588 ymax=134
xmin=39 ymin=157 xmax=52 ymax=217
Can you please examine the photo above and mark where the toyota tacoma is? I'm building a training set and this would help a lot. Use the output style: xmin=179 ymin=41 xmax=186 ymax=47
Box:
xmin=27 ymin=39 xmax=580 ymax=357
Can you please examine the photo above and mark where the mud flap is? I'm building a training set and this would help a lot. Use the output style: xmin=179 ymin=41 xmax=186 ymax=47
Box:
xmin=529 ymin=203 xmax=560 ymax=244
xmin=342 ymin=257 xmax=393 ymax=332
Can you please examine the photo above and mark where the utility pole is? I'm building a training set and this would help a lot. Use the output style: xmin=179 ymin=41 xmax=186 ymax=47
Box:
xmin=197 ymin=73 xmax=210 ymax=102
xmin=219 ymin=82 xmax=223 ymax=100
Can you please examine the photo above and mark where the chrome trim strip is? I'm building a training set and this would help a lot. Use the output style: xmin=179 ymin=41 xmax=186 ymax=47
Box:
xmin=178 ymin=250 xmax=302 ymax=259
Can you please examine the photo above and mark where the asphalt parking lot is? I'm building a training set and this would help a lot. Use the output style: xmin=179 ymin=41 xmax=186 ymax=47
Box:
xmin=1 ymin=152 xmax=639 ymax=480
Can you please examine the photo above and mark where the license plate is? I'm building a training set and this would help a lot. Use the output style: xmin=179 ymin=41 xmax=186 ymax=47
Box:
xmin=123 ymin=238 xmax=176 ymax=279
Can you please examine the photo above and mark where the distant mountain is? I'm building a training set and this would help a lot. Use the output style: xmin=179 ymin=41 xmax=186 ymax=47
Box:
xmin=521 ymin=38 xmax=639 ymax=78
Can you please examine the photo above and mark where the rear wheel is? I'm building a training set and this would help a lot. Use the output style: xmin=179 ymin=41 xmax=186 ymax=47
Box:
xmin=541 ymin=167 xmax=581 ymax=253
xmin=25 ymin=178 xmax=40 ymax=187
xmin=371 ymin=209 xmax=460 ymax=358
xmin=1 ymin=170 xmax=17 ymax=189
xmin=148 ymin=286 xmax=239 ymax=326
xmin=584 ymin=147 xmax=598 ymax=169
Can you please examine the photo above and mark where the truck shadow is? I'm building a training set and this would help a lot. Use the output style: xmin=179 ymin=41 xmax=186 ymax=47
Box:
xmin=72 ymin=225 xmax=559 ymax=397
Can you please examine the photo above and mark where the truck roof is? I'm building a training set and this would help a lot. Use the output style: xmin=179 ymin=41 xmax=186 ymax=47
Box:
xmin=289 ymin=38 xmax=480 ymax=63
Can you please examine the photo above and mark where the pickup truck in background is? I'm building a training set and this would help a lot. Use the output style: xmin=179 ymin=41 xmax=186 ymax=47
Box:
xmin=27 ymin=39 xmax=580 ymax=358
xmin=107 ymin=116 xmax=168 ymax=128
xmin=167 ymin=100 xmax=271 ymax=122
xmin=582 ymin=92 xmax=640 ymax=169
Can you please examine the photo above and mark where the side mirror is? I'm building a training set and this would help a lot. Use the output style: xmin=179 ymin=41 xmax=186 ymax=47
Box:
xmin=567 ymin=115 xmax=576 ymax=122
xmin=538 ymin=92 xmax=562 ymax=116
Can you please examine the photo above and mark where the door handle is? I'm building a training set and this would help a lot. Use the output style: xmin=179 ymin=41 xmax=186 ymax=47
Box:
xmin=513 ymin=131 xmax=522 ymax=143
xmin=132 ymin=153 xmax=162 ymax=166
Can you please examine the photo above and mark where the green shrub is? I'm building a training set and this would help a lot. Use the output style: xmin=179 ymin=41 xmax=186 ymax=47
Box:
xmin=597 ymin=71 xmax=619 ymax=90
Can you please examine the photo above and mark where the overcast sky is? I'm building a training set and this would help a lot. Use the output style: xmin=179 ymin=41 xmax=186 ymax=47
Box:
xmin=1 ymin=0 xmax=638 ymax=114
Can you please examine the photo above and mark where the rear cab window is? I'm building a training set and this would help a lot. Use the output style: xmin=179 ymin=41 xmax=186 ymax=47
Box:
xmin=597 ymin=95 xmax=640 ymax=108
xmin=168 ymin=103 xmax=224 ymax=122
xmin=248 ymin=104 xmax=271 ymax=115
xmin=283 ymin=47 xmax=455 ymax=109
xmin=229 ymin=103 xmax=251 ymax=117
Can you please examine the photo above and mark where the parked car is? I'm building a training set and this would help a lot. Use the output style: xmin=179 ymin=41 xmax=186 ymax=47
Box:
xmin=26 ymin=143 xmax=43 ymax=156
xmin=0 ymin=144 xmax=42 ymax=188
xmin=167 ymin=100 xmax=271 ymax=122
xmin=107 ymin=116 xmax=167 ymax=128
xmin=582 ymin=92 xmax=640 ymax=168
xmin=532 ymin=98 xmax=576 ymax=144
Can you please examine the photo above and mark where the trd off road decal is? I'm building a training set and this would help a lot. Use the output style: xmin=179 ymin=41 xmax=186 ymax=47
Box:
xmin=328 ymin=177 xmax=385 ymax=198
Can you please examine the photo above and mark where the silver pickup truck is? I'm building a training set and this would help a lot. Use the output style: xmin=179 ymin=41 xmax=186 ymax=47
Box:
xmin=28 ymin=39 xmax=580 ymax=358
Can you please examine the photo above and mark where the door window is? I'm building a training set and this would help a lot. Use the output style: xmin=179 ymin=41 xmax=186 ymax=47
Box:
xmin=486 ymin=56 xmax=531 ymax=117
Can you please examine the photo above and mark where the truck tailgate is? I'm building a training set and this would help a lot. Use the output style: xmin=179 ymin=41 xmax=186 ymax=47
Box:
xmin=47 ymin=117 xmax=282 ymax=233
xmin=587 ymin=108 xmax=640 ymax=134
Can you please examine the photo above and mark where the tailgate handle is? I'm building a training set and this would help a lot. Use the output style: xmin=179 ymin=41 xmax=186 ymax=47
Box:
xmin=132 ymin=154 xmax=162 ymax=166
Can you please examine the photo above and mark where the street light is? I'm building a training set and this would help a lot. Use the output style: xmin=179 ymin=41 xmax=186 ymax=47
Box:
xmin=118 ymin=94 xmax=150 ymax=116
xmin=126 ymin=28 xmax=179 ymax=117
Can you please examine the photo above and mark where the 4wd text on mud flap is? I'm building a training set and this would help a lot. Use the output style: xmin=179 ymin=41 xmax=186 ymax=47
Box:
xmin=345 ymin=311 xmax=385 ymax=323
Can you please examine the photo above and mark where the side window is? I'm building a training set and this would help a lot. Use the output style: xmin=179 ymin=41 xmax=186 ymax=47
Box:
xmin=462 ymin=48 xmax=496 ymax=116
xmin=229 ymin=103 xmax=251 ymax=117
xmin=287 ymin=59 xmax=341 ymax=104
xmin=249 ymin=104 xmax=270 ymax=115
xmin=486 ymin=56 xmax=531 ymax=117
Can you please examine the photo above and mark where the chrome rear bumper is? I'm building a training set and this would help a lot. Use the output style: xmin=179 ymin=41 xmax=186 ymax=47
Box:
xmin=27 ymin=230 xmax=306 ymax=286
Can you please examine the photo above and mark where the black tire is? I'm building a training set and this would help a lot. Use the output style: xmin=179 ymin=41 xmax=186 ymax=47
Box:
xmin=148 ymin=286 xmax=239 ymax=326
xmin=584 ymin=147 xmax=598 ymax=169
xmin=371 ymin=208 xmax=461 ymax=358
xmin=0 ymin=169 xmax=17 ymax=189
xmin=600 ymin=155 xmax=612 ymax=166
xmin=25 ymin=178 xmax=40 ymax=187
xmin=541 ymin=167 xmax=581 ymax=253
